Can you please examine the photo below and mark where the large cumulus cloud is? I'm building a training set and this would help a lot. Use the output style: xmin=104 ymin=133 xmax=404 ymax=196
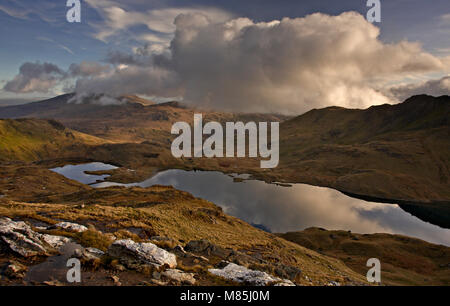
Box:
xmin=4 ymin=62 xmax=66 ymax=93
xmin=388 ymin=76 xmax=450 ymax=101
xmin=73 ymin=12 xmax=447 ymax=114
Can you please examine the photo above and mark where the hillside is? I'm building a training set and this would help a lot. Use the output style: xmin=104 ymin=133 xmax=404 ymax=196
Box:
xmin=0 ymin=166 xmax=367 ymax=286
xmin=269 ymin=95 xmax=450 ymax=223
xmin=277 ymin=228 xmax=450 ymax=286
xmin=0 ymin=95 xmax=449 ymax=225
xmin=0 ymin=93 xmax=287 ymax=143
xmin=0 ymin=118 xmax=106 ymax=162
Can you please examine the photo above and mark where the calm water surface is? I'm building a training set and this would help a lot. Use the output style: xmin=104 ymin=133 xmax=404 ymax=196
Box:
xmin=51 ymin=163 xmax=450 ymax=246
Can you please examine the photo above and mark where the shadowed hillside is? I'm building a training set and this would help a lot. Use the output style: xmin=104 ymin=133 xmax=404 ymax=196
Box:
xmin=0 ymin=94 xmax=449 ymax=225
xmin=277 ymin=227 xmax=450 ymax=286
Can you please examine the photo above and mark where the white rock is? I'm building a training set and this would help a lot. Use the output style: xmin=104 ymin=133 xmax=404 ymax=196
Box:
xmin=0 ymin=217 xmax=73 ymax=257
xmin=274 ymin=279 xmax=296 ymax=286
xmin=108 ymin=239 xmax=177 ymax=268
xmin=41 ymin=234 xmax=72 ymax=249
xmin=209 ymin=262 xmax=294 ymax=286
xmin=162 ymin=269 xmax=196 ymax=285
xmin=53 ymin=222 xmax=88 ymax=233
xmin=0 ymin=217 xmax=48 ymax=256
xmin=83 ymin=247 xmax=105 ymax=260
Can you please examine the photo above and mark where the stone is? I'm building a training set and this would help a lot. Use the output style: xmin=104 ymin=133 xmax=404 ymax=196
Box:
xmin=161 ymin=269 xmax=196 ymax=285
xmin=52 ymin=222 xmax=88 ymax=233
xmin=41 ymin=234 xmax=72 ymax=249
xmin=274 ymin=264 xmax=302 ymax=281
xmin=110 ymin=275 xmax=121 ymax=286
xmin=0 ymin=218 xmax=72 ymax=257
xmin=173 ymin=245 xmax=187 ymax=257
xmin=84 ymin=247 xmax=105 ymax=259
xmin=107 ymin=239 xmax=177 ymax=268
xmin=4 ymin=261 xmax=28 ymax=279
xmin=327 ymin=281 xmax=341 ymax=286
xmin=185 ymin=239 xmax=232 ymax=259
xmin=274 ymin=280 xmax=296 ymax=286
xmin=208 ymin=262 xmax=294 ymax=286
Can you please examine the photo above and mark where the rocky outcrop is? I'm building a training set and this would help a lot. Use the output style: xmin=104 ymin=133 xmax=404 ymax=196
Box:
xmin=41 ymin=234 xmax=72 ymax=249
xmin=161 ymin=269 xmax=196 ymax=285
xmin=185 ymin=239 xmax=232 ymax=258
xmin=209 ymin=262 xmax=295 ymax=286
xmin=51 ymin=222 xmax=88 ymax=233
xmin=0 ymin=217 xmax=71 ymax=257
xmin=73 ymin=247 xmax=105 ymax=261
xmin=3 ymin=261 xmax=28 ymax=279
xmin=107 ymin=239 xmax=177 ymax=268
xmin=185 ymin=239 xmax=301 ymax=282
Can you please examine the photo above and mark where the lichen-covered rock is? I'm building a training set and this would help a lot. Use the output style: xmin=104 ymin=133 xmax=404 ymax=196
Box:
xmin=209 ymin=262 xmax=294 ymax=286
xmin=52 ymin=222 xmax=88 ymax=233
xmin=185 ymin=239 xmax=232 ymax=258
xmin=0 ymin=217 xmax=71 ymax=257
xmin=3 ymin=261 xmax=28 ymax=279
xmin=0 ymin=217 xmax=48 ymax=257
xmin=107 ymin=239 xmax=177 ymax=268
xmin=274 ymin=279 xmax=296 ymax=286
xmin=41 ymin=234 xmax=72 ymax=249
xmin=161 ymin=269 xmax=196 ymax=285
xmin=84 ymin=247 xmax=105 ymax=258
xmin=73 ymin=247 xmax=105 ymax=261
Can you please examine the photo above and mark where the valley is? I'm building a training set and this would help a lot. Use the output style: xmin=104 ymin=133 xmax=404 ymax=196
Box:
xmin=0 ymin=94 xmax=449 ymax=286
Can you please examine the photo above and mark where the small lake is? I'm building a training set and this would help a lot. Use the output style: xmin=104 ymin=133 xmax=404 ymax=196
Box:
xmin=51 ymin=163 xmax=450 ymax=246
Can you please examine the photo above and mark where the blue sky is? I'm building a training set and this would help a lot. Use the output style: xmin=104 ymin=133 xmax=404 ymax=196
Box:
xmin=0 ymin=0 xmax=449 ymax=111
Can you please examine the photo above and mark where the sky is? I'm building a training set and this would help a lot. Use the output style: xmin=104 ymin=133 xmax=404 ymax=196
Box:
xmin=0 ymin=0 xmax=449 ymax=113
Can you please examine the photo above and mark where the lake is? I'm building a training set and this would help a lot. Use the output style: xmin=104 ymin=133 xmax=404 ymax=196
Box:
xmin=51 ymin=163 xmax=450 ymax=246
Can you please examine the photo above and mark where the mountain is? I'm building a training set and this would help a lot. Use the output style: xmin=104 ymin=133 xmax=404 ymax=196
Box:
xmin=0 ymin=118 xmax=105 ymax=162
xmin=0 ymin=94 xmax=449 ymax=226
xmin=277 ymin=227 xmax=450 ymax=285
xmin=0 ymin=93 xmax=287 ymax=143
xmin=271 ymin=95 xmax=450 ymax=212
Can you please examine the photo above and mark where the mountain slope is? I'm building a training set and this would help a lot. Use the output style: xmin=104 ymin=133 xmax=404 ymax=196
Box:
xmin=0 ymin=94 xmax=287 ymax=143
xmin=0 ymin=118 xmax=106 ymax=162
xmin=0 ymin=94 xmax=448 ymax=218
xmin=273 ymin=95 xmax=450 ymax=204
xmin=277 ymin=227 xmax=450 ymax=285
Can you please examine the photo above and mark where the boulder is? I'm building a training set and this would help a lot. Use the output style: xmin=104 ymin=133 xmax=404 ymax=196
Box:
xmin=3 ymin=261 xmax=28 ymax=279
xmin=73 ymin=247 xmax=105 ymax=261
xmin=52 ymin=222 xmax=88 ymax=233
xmin=274 ymin=280 xmax=296 ymax=286
xmin=107 ymin=239 xmax=177 ymax=268
xmin=161 ymin=269 xmax=196 ymax=285
xmin=0 ymin=217 xmax=71 ymax=257
xmin=185 ymin=239 xmax=232 ymax=259
xmin=209 ymin=262 xmax=294 ymax=286
xmin=41 ymin=234 xmax=72 ymax=249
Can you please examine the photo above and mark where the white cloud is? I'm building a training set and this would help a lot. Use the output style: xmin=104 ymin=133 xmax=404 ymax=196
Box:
xmin=74 ymin=12 xmax=448 ymax=113
xmin=36 ymin=37 xmax=74 ymax=55
xmin=85 ymin=0 xmax=233 ymax=47
xmin=3 ymin=62 xmax=66 ymax=93
xmin=388 ymin=76 xmax=450 ymax=101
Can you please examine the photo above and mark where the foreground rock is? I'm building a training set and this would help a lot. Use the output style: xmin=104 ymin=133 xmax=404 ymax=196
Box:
xmin=108 ymin=239 xmax=177 ymax=268
xmin=51 ymin=222 xmax=88 ymax=233
xmin=161 ymin=269 xmax=196 ymax=285
xmin=3 ymin=261 xmax=28 ymax=279
xmin=209 ymin=262 xmax=295 ymax=286
xmin=0 ymin=218 xmax=71 ymax=257
xmin=73 ymin=247 xmax=105 ymax=261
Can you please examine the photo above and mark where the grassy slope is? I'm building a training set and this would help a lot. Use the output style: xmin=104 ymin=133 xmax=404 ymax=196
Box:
xmin=275 ymin=95 xmax=450 ymax=203
xmin=0 ymin=118 xmax=106 ymax=162
xmin=277 ymin=228 xmax=450 ymax=285
xmin=0 ymin=182 xmax=367 ymax=286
